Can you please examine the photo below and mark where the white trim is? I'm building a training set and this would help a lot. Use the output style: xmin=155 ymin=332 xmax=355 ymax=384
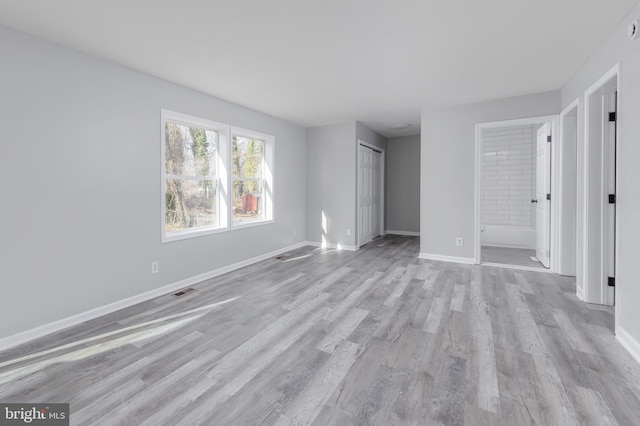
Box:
xmin=615 ymin=67 xmax=622 ymax=328
xmin=616 ymin=326 xmax=640 ymax=366
xmin=419 ymin=253 xmax=475 ymax=265
xmin=0 ymin=242 xmax=310 ymax=353
xmin=475 ymin=115 xmax=560 ymax=270
xmin=550 ymin=117 xmax=560 ymax=273
xmin=581 ymin=63 xmax=619 ymax=306
xmin=231 ymin=218 xmax=275 ymax=230
xmin=584 ymin=64 xmax=620 ymax=98
xmin=305 ymin=241 xmax=358 ymax=251
xmin=380 ymin=149 xmax=385 ymax=240
xmin=581 ymin=88 xmax=591 ymax=302
xmin=474 ymin=124 xmax=481 ymax=264
xmin=480 ymin=262 xmax=552 ymax=273
xmin=385 ymin=230 xmax=420 ymax=236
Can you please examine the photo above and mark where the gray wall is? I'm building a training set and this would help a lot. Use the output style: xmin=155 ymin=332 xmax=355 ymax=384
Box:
xmin=420 ymin=91 xmax=560 ymax=259
xmin=306 ymin=122 xmax=357 ymax=247
xmin=0 ymin=24 xmax=307 ymax=339
xmin=356 ymin=122 xmax=387 ymax=150
xmin=385 ymin=136 xmax=420 ymax=234
xmin=306 ymin=121 xmax=386 ymax=248
xmin=561 ymin=2 xmax=640 ymax=347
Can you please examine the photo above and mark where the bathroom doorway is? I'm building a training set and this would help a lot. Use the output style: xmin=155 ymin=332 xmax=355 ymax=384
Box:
xmin=474 ymin=116 xmax=558 ymax=271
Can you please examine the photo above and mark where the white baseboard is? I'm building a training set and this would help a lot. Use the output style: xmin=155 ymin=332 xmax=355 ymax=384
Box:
xmin=385 ymin=230 xmax=420 ymax=236
xmin=305 ymin=241 xmax=358 ymax=251
xmin=616 ymin=326 xmax=640 ymax=366
xmin=418 ymin=253 xmax=476 ymax=265
xmin=0 ymin=241 xmax=311 ymax=353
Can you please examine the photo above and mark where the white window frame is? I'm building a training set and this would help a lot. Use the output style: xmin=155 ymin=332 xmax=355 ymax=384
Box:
xmin=160 ymin=111 xmax=275 ymax=242
xmin=161 ymin=109 xmax=229 ymax=242
xmin=230 ymin=127 xmax=275 ymax=229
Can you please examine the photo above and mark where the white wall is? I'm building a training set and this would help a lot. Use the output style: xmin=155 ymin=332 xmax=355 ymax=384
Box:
xmin=0 ymin=24 xmax=307 ymax=340
xmin=385 ymin=136 xmax=420 ymax=234
xmin=561 ymin=2 xmax=640 ymax=353
xmin=420 ymin=91 xmax=560 ymax=260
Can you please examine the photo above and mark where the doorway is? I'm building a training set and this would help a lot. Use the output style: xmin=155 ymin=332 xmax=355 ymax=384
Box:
xmin=581 ymin=65 xmax=619 ymax=306
xmin=358 ymin=140 xmax=384 ymax=247
xmin=474 ymin=116 xmax=559 ymax=271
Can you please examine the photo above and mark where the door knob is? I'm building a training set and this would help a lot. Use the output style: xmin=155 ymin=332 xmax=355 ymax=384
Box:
xmin=531 ymin=199 xmax=538 ymax=203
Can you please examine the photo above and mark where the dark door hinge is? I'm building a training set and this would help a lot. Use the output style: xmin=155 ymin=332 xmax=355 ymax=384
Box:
xmin=547 ymin=135 xmax=552 ymax=143
xmin=609 ymin=194 xmax=616 ymax=204
xmin=609 ymin=112 xmax=617 ymax=122
xmin=546 ymin=193 xmax=551 ymax=201
xmin=608 ymin=277 xmax=615 ymax=287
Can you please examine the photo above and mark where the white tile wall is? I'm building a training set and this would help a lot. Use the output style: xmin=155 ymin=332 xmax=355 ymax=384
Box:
xmin=481 ymin=125 xmax=537 ymax=227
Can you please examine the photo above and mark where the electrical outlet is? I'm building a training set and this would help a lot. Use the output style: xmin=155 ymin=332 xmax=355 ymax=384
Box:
xmin=346 ymin=228 xmax=351 ymax=236
xmin=151 ymin=261 xmax=159 ymax=274
xmin=293 ymin=228 xmax=297 ymax=236
xmin=456 ymin=237 xmax=464 ymax=247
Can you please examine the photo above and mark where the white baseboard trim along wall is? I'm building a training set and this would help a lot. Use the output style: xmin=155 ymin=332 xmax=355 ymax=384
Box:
xmin=418 ymin=253 xmax=476 ymax=265
xmin=0 ymin=242 xmax=311 ymax=353
xmin=616 ymin=326 xmax=640 ymax=366
xmin=385 ymin=230 xmax=420 ymax=236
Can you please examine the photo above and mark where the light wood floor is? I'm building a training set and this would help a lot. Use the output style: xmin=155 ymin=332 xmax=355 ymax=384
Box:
xmin=1 ymin=236 xmax=640 ymax=425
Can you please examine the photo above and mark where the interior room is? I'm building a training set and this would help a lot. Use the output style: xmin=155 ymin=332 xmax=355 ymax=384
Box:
xmin=2 ymin=1 xmax=640 ymax=424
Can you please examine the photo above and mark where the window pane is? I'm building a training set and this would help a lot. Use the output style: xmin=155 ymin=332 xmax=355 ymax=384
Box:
xmin=165 ymin=122 xmax=217 ymax=177
xmin=165 ymin=179 xmax=217 ymax=233
xmin=232 ymin=136 xmax=263 ymax=179
xmin=233 ymin=180 xmax=264 ymax=222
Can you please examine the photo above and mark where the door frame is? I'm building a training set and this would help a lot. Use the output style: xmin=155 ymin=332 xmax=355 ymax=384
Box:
xmin=357 ymin=139 xmax=385 ymax=248
xmin=474 ymin=115 xmax=559 ymax=270
xmin=581 ymin=63 xmax=620 ymax=307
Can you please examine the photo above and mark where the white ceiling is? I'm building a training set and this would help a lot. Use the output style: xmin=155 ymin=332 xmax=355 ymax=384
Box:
xmin=0 ymin=0 xmax=637 ymax=137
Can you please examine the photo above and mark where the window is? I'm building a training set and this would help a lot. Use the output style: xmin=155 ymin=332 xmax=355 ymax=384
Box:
xmin=161 ymin=111 xmax=273 ymax=242
xmin=161 ymin=111 xmax=228 ymax=242
xmin=231 ymin=128 xmax=274 ymax=226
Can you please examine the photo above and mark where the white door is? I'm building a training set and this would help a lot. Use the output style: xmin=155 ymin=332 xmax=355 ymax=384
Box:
xmin=371 ymin=150 xmax=381 ymax=239
xmin=359 ymin=145 xmax=373 ymax=246
xmin=536 ymin=123 xmax=551 ymax=268
xmin=359 ymin=144 xmax=382 ymax=246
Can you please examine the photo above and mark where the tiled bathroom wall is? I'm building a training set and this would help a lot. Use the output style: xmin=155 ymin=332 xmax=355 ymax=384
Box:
xmin=481 ymin=125 xmax=538 ymax=227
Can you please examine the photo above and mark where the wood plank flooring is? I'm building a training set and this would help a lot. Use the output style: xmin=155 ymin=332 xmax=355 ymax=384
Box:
xmin=1 ymin=236 xmax=640 ymax=425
